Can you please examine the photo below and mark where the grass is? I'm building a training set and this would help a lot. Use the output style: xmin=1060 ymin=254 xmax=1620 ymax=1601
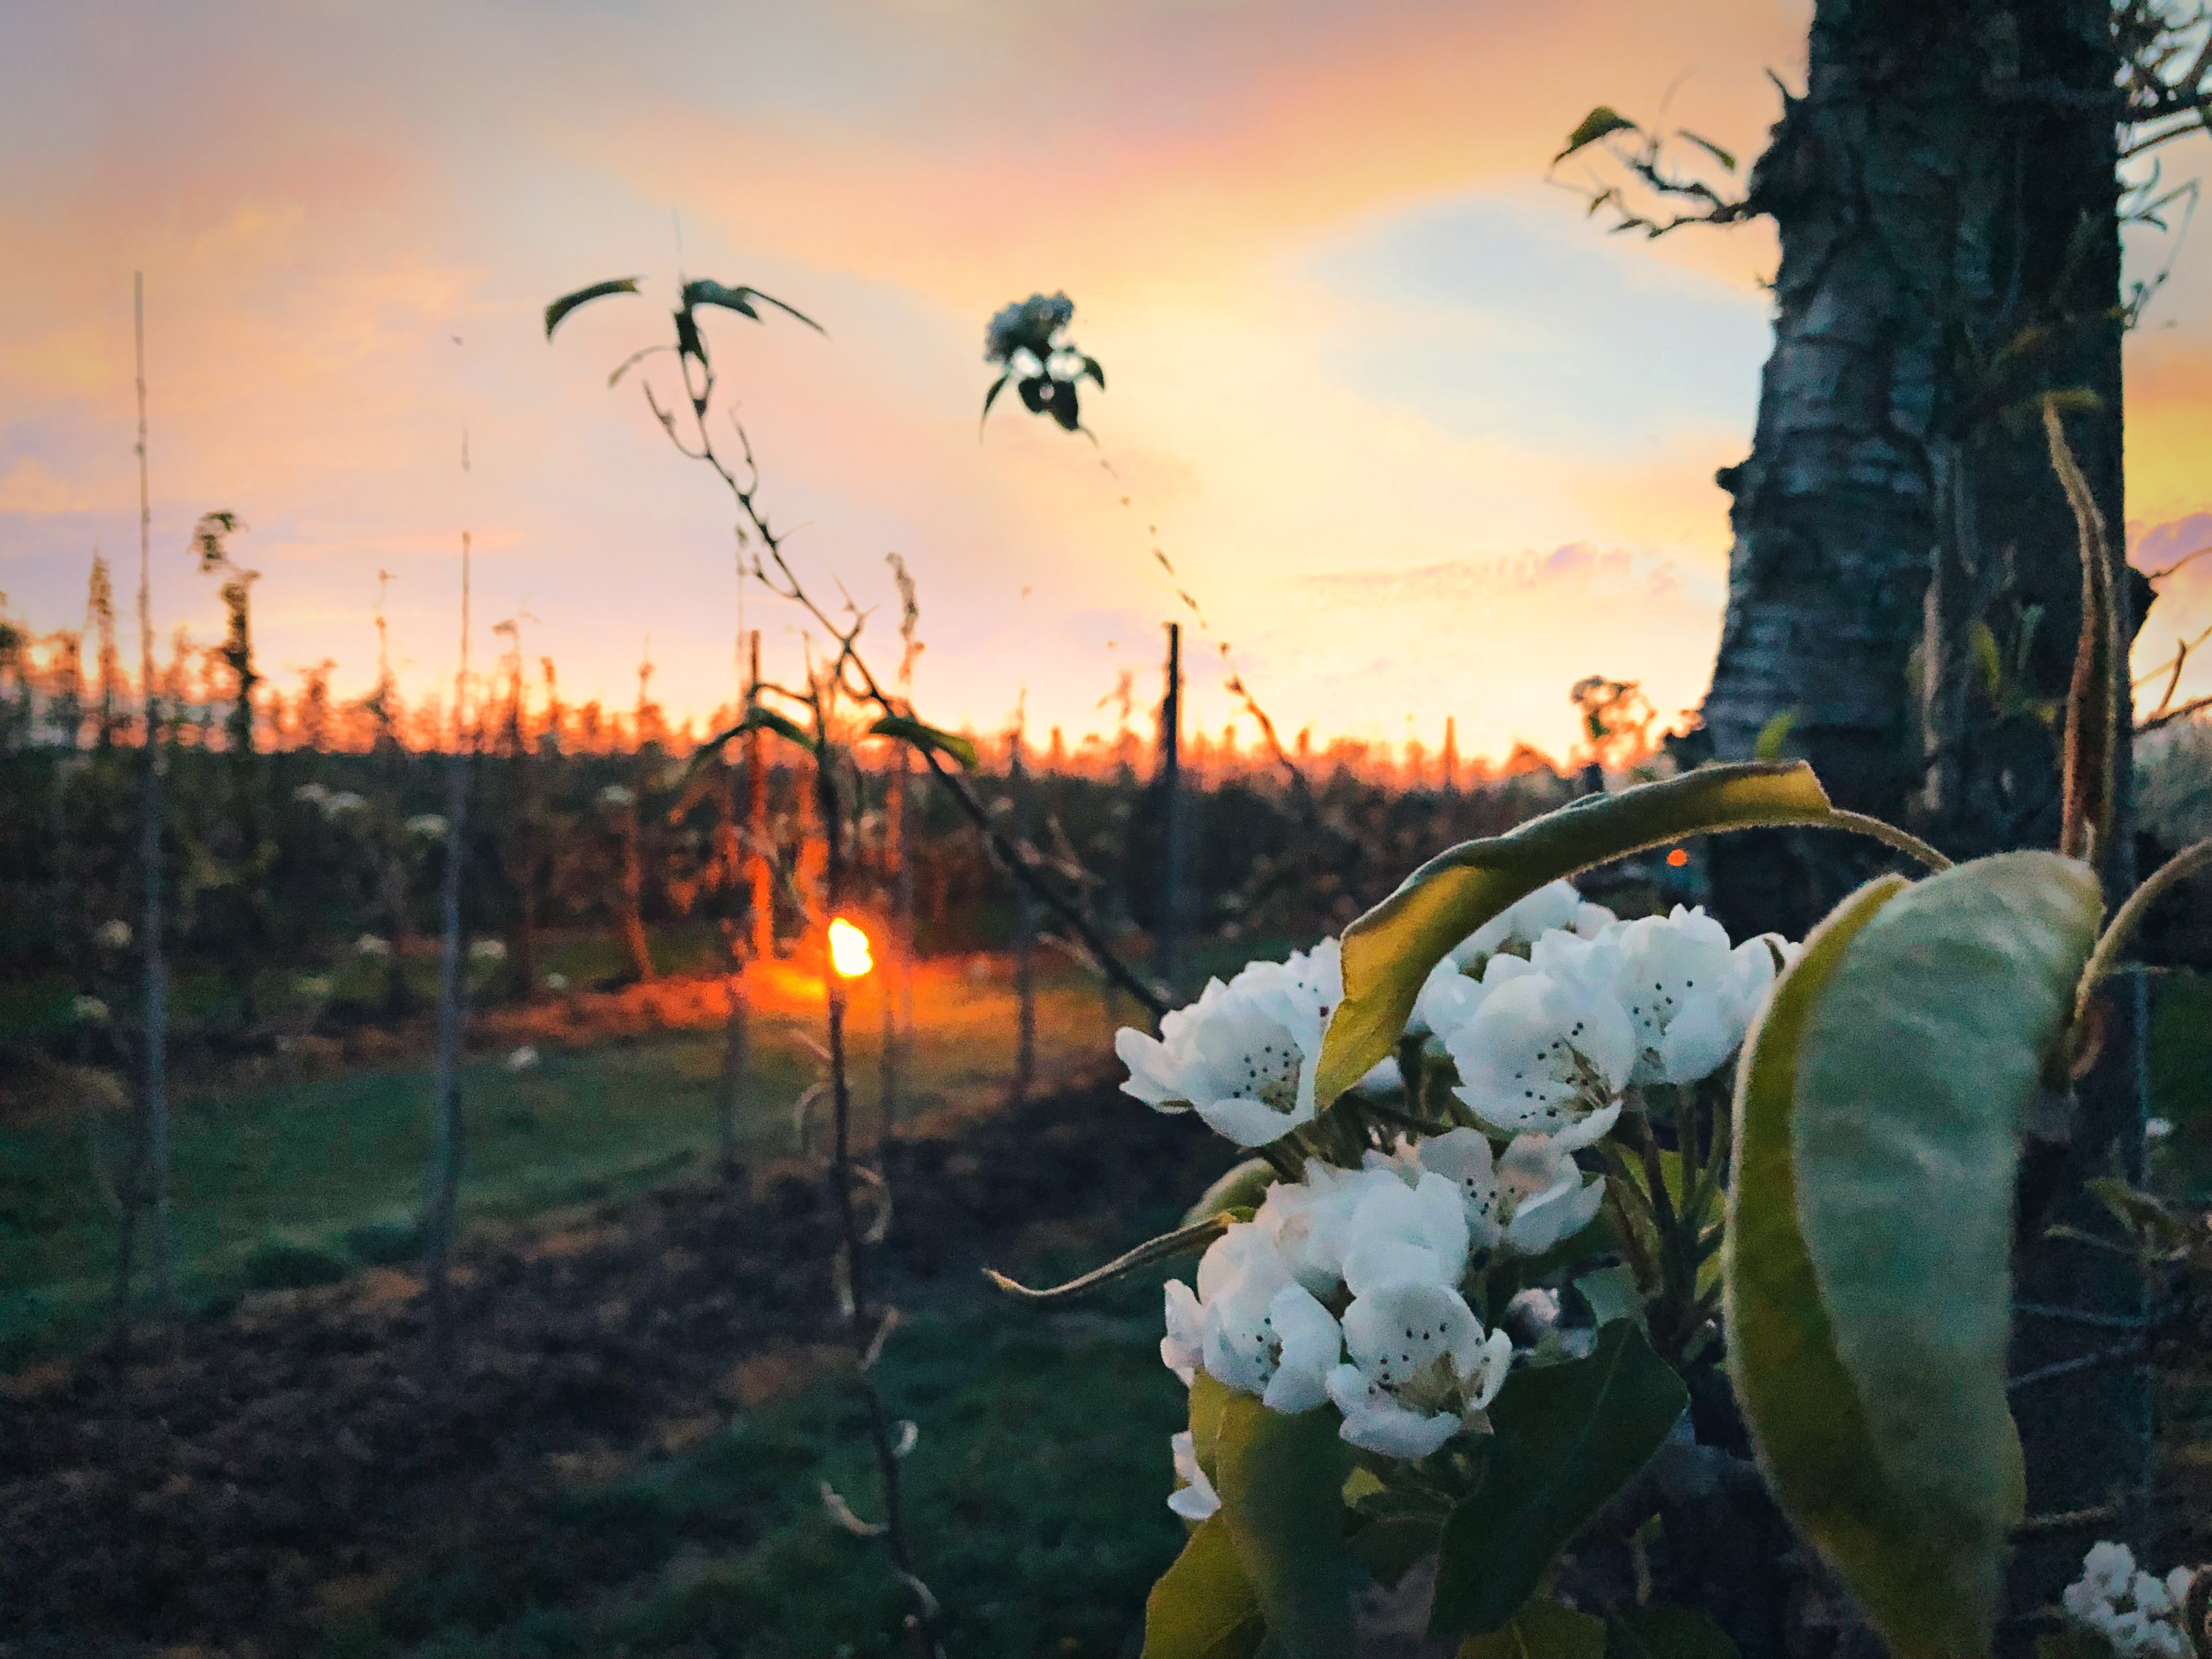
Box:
xmin=322 ymin=1229 xmax=1193 ymax=1659
xmin=0 ymin=962 xmax=1127 ymax=1362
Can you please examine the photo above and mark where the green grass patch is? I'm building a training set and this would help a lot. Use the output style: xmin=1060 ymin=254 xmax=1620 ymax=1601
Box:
xmin=358 ymin=1257 xmax=1192 ymax=1658
xmin=0 ymin=973 xmax=1122 ymax=1363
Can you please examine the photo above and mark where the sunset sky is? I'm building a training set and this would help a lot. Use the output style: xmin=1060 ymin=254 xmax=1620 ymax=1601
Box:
xmin=4 ymin=0 xmax=2209 ymax=763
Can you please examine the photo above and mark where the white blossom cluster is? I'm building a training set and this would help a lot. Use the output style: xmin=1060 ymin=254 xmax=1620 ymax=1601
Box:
xmin=2063 ymin=1543 xmax=2199 ymax=1658
xmin=984 ymin=291 xmax=1074 ymax=365
xmin=1115 ymin=882 xmax=1794 ymax=1499
xmin=292 ymin=782 xmax=367 ymax=820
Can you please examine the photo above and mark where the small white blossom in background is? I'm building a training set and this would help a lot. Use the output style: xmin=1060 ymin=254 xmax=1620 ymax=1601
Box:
xmin=2061 ymin=1542 xmax=2198 ymax=1658
xmin=984 ymin=291 xmax=1074 ymax=368
xmin=354 ymin=934 xmax=392 ymax=959
xmin=544 ymin=972 xmax=570 ymax=992
xmin=504 ymin=1045 xmax=540 ymax=1073
xmin=405 ymin=813 xmax=448 ymax=840
xmin=94 ymin=919 xmax=132 ymax=951
xmin=1166 ymin=1431 xmax=1220 ymax=1522
xmin=293 ymin=782 xmax=329 ymax=807
xmin=324 ymin=791 xmax=366 ymax=817
xmin=597 ymin=783 xmax=635 ymax=809
xmin=2147 ymin=1118 xmax=2175 ymax=1143
xmin=468 ymin=938 xmax=508 ymax=964
xmin=72 ymin=995 xmax=111 ymax=1025
xmin=295 ymin=974 xmax=334 ymax=1001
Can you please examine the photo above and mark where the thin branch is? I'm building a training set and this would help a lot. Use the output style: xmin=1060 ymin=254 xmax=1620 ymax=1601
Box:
xmin=2140 ymin=694 xmax=2212 ymax=734
xmin=2007 ymin=1341 xmax=2147 ymax=1393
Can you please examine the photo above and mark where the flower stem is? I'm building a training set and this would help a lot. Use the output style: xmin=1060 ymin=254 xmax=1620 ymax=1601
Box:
xmin=2074 ymin=837 xmax=2212 ymax=1023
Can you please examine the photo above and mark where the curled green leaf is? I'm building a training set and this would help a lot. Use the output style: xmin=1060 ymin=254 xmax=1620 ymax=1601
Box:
xmin=680 ymin=278 xmax=826 ymax=334
xmin=1316 ymin=762 xmax=1838 ymax=1105
xmin=544 ymin=276 xmax=643 ymax=339
xmin=867 ymin=713 xmax=978 ymax=770
xmin=983 ymin=1215 xmax=1226 ymax=1304
xmin=1555 ymin=106 xmax=1641 ymax=165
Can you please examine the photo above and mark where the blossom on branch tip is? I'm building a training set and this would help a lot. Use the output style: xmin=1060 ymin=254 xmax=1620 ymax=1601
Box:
xmin=1339 ymin=1169 xmax=1470 ymax=1298
xmin=1442 ymin=967 xmax=1633 ymax=1139
xmin=1114 ymin=941 xmax=1339 ymax=1147
xmin=1196 ymin=1226 xmax=1342 ymax=1412
xmin=1326 ymin=1280 xmax=1511 ymax=1459
xmin=1603 ymin=906 xmax=1775 ymax=1085
xmin=2061 ymin=1542 xmax=2199 ymax=1659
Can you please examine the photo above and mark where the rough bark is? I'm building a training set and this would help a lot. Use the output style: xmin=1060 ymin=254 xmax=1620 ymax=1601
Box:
xmin=1701 ymin=0 xmax=2149 ymax=1641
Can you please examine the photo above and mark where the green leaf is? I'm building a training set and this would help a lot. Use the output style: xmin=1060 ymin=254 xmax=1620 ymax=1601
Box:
xmin=1606 ymin=1606 xmax=1740 ymax=1659
xmin=691 ymin=704 xmax=817 ymax=776
xmin=981 ymin=370 xmax=1012 ymax=425
xmin=1051 ymin=377 xmax=1084 ymax=431
xmin=1462 ymin=1602 xmax=1610 ymax=1659
xmin=1215 ymin=1392 xmax=1356 ymax=1659
xmin=1081 ymin=353 xmax=1107 ymax=389
xmin=1969 ymin=621 xmax=2005 ymax=699
xmin=1348 ymin=1513 xmax=1445 ymax=1589
xmin=1142 ymin=1515 xmax=1267 ymax=1659
xmin=1674 ymin=130 xmax=1738 ymax=172
xmin=1316 ymin=762 xmax=1837 ymax=1105
xmin=1430 ymin=1322 xmax=1688 ymax=1638
xmin=1555 ymin=106 xmax=1641 ymax=163
xmin=544 ymin=276 xmax=642 ymax=338
xmin=1728 ymin=853 xmax=2101 ymax=1659
xmin=866 ymin=713 xmax=978 ymax=770
xmin=1572 ymin=1263 xmax=1640 ymax=1328
xmin=680 ymin=278 xmax=826 ymax=334
xmin=1182 ymin=1158 xmax=1278 ymax=1226
xmin=1751 ymin=709 xmax=1797 ymax=761
xmin=1796 ymin=853 xmax=2098 ymax=1551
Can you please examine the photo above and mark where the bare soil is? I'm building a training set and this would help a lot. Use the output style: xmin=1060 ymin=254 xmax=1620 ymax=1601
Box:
xmin=0 ymin=1069 xmax=1228 ymax=1657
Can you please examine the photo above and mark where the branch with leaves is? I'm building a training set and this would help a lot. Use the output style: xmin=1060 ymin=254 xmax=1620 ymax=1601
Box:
xmin=546 ymin=272 xmax=1170 ymax=1019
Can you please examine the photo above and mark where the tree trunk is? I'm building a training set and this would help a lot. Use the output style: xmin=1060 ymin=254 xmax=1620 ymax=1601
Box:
xmin=1011 ymin=731 xmax=1037 ymax=1106
xmin=1157 ymin=622 xmax=1187 ymax=992
xmin=613 ymin=799 xmax=656 ymax=983
xmin=421 ymin=737 xmax=470 ymax=1379
xmin=1705 ymin=0 xmax=2147 ymax=1638
xmin=882 ymin=742 xmax=911 ymax=1135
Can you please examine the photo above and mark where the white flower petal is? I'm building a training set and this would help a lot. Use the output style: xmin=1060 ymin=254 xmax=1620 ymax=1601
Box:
xmin=1448 ymin=971 xmax=1633 ymax=1136
xmin=1328 ymin=1362 xmax=1462 ymax=1458
xmin=1260 ymin=1284 xmax=1344 ymax=1414
xmin=1412 ymin=1127 xmax=1503 ymax=1249
xmin=1167 ymin=1430 xmax=1220 ymax=1520
xmin=1162 ymin=1280 xmax=1204 ymax=1384
xmin=1114 ymin=1027 xmax=1188 ymax=1108
xmin=1197 ymin=1093 xmax=1313 ymax=1147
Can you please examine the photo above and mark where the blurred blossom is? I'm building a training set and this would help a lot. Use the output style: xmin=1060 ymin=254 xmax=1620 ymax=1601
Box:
xmin=94 ymin=919 xmax=132 ymax=951
xmin=72 ymin=995 xmax=111 ymax=1025
xmin=354 ymin=934 xmax=392 ymax=958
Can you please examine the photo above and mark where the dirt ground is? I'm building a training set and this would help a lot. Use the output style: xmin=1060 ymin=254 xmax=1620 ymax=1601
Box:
xmin=0 ymin=1069 xmax=1231 ymax=1657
